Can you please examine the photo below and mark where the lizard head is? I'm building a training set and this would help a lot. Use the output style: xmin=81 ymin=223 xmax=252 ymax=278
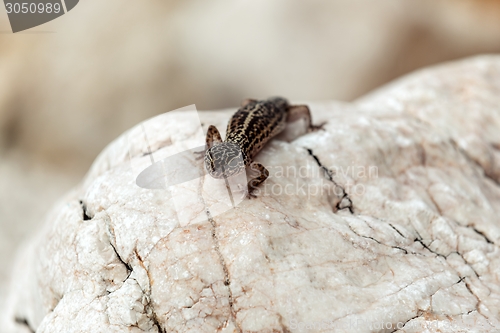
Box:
xmin=204 ymin=142 xmax=246 ymax=179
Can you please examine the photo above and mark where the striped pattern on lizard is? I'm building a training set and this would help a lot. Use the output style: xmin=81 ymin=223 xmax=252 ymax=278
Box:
xmin=203 ymin=97 xmax=320 ymax=197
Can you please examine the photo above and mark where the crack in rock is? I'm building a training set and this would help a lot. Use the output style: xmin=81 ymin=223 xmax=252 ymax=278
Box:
xmin=109 ymin=242 xmax=133 ymax=280
xmin=149 ymin=305 xmax=165 ymax=333
xmin=414 ymin=237 xmax=446 ymax=259
xmin=79 ymin=200 xmax=93 ymax=221
xmin=305 ymin=148 xmax=353 ymax=213
xmin=197 ymin=169 xmax=241 ymax=332
xmin=389 ymin=223 xmax=406 ymax=239
xmin=133 ymin=250 xmax=165 ymax=333
xmin=205 ymin=208 xmax=242 ymax=333
xmin=447 ymin=251 xmax=479 ymax=278
xmin=347 ymin=223 xmax=408 ymax=254
xmin=277 ymin=314 xmax=291 ymax=333
xmin=14 ymin=317 xmax=35 ymax=333
xmin=461 ymin=279 xmax=491 ymax=323
xmin=389 ymin=312 xmax=423 ymax=333
xmin=467 ymin=225 xmax=494 ymax=245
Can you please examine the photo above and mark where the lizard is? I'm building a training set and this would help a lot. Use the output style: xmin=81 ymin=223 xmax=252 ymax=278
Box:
xmin=202 ymin=97 xmax=321 ymax=197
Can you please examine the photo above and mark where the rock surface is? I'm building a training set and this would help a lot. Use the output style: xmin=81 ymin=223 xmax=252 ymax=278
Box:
xmin=3 ymin=0 xmax=500 ymax=309
xmin=3 ymin=56 xmax=500 ymax=332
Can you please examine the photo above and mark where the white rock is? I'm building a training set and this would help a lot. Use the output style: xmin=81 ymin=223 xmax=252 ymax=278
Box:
xmin=3 ymin=56 xmax=500 ymax=332
xmin=3 ymin=0 xmax=500 ymax=310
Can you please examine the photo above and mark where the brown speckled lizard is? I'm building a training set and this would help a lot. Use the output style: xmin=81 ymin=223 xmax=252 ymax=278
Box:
xmin=203 ymin=97 xmax=320 ymax=197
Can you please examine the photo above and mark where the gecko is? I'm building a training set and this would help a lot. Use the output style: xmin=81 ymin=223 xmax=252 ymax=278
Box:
xmin=203 ymin=97 xmax=321 ymax=197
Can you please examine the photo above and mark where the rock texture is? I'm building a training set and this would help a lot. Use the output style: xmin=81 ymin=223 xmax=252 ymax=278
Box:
xmin=3 ymin=0 xmax=500 ymax=309
xmin=4 ymin=56 xmax=500 ymax=332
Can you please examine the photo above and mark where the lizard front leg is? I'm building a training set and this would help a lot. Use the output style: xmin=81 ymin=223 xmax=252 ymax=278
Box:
xmin=196 ymin=125 xmax=223 ymax=160
xmin=287 ymin=105 xmax=324 ymax=132
xmin=206 ymin=125 xmax=223 ymax=148
xmin=246 ymin=162 xmax=269 ymax=198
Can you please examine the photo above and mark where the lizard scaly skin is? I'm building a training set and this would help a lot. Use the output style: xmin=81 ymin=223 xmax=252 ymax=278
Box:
xmin=204 ymin=97 xmax=316 ymax=197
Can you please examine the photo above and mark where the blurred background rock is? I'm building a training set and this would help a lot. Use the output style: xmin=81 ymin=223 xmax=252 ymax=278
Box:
xmin=1 ymin=0 xmax=500 ymax=304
